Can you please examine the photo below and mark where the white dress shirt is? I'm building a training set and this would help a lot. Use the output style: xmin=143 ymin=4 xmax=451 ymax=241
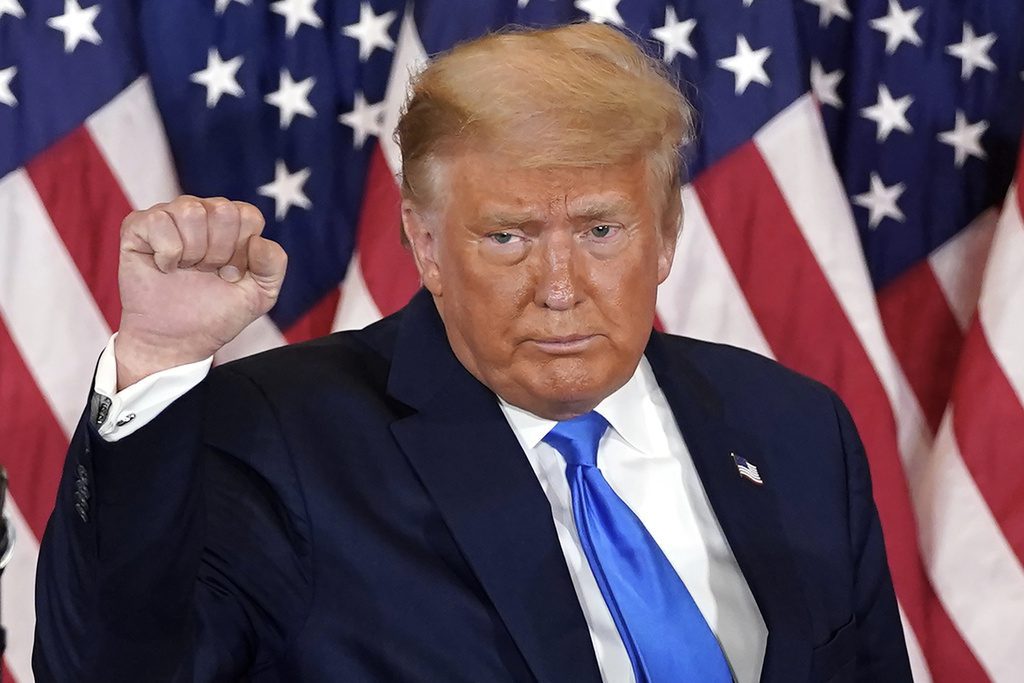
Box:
xmin=93 ymin=338 xmax=766 ymax=682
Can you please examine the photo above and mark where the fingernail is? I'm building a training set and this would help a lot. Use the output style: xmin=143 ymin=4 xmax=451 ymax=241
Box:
xmin=219 ymin=265 xmax=242 ymax=282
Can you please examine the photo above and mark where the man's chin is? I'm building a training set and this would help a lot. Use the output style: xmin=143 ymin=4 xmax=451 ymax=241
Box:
xmin=520 ymin=377 xmax=616 ymax=421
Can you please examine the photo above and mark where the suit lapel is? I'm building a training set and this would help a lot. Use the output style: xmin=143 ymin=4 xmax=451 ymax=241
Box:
xmin=645 ymin=333 xmax=813 ymax=683
xmin=387 ymin=291 xmax=602 ymax=683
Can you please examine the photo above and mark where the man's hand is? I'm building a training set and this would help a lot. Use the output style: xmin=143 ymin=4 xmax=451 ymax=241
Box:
xmin=115 ymin=196 xmax=287 ymax=390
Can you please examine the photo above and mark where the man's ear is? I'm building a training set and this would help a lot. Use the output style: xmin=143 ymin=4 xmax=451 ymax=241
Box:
xmin=657 ymin=191 xmax=682 ymax=284
xmin=402 ymin=202 xmax=443 ymax=296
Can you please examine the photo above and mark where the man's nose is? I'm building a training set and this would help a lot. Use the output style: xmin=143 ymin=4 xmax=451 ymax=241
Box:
xmin=535 ymin=232 xmax=581 ymax=311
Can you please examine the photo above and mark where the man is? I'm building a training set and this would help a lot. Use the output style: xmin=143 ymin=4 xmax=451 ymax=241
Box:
xmin=33 ymin=23 xmax=912 ymax=683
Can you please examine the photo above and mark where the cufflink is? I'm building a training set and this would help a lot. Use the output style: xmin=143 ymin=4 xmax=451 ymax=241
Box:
xmin=90 ymin=392 xmax=112 ymax=428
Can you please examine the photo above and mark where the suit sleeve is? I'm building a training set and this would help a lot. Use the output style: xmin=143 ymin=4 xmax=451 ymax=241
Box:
xmin=830 ymin=393 xmax=914 ymax=683
xmin=32 ymin=367 xmax=313 ymax=682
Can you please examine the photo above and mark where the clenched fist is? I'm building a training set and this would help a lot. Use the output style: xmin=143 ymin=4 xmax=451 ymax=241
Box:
xmin=115 ymin=195 xmax=287 ymax=390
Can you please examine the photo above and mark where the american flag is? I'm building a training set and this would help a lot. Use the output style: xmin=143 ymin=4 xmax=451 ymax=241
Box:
xmin=1 ymin=0 xmax=1022 ymax=680
xmin=731 ymin=453 xmax=763 ymax=485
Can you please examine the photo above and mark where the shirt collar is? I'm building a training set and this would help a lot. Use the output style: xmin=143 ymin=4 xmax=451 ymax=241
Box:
xmin=499 ymin=356 xmax=658 ymax=454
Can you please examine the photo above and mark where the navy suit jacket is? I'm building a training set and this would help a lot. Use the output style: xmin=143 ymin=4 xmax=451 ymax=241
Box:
xmin=34 ymin=289 xmax=912 ymax=682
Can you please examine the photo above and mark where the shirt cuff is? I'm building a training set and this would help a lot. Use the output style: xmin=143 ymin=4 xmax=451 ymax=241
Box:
xmin=93 ymin=333 xmax=213 ymax=442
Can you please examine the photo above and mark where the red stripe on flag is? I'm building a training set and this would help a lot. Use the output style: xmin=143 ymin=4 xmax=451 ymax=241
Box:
xmin=282 ymin=287 xmax=340 ymax=345
xmin=695 ymin=142 xmax=986 ymax=680
xmin=951 ymin=323 xmax=1024 ymax=564
xmin=0 ymin=319 xmax=68 ymax=540
xmin=877 ymin=262 xmax=963 ymax=434
xmin=25 ymin=126 xmax=131 ymax=331
xmin=356 ymin=145 xmax=420 ymax=316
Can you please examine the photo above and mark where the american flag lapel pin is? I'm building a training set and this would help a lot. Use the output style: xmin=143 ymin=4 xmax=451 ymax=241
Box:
xmin=731 ymin=452 xmax=764 ymax=486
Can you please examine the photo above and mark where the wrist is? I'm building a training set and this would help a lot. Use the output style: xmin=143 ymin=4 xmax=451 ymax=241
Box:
xmin=113 ymin=329 xmax=215 ymax=391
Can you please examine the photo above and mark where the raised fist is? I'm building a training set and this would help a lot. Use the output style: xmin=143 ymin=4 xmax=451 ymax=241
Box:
xmin=115 ymin=195 xmax=287 ymax=389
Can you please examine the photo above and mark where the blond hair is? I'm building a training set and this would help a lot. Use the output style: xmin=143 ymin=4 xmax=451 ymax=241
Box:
xmin=396 ymin=22 xmax=694 ymax=211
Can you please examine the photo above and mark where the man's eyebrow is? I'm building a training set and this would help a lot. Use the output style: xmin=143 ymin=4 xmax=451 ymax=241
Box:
xmin=567 ymin=196 xmax=632 ymax=220
xmin=478 ymin=209 xmax=543 ymax=227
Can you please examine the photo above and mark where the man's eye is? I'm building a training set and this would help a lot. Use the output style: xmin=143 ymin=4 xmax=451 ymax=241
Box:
xmin=490 ymin=232 xmax=515 ymax=244
xmin=590 ymin=225 xmax=614 ymax=238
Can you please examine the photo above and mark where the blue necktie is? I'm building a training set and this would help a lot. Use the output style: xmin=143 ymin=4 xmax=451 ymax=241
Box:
xmin=543 ymin=412 xmax=733 ymax=683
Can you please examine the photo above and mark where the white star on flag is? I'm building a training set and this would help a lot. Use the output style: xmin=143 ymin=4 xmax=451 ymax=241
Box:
xmin=46 ymin=0 xmax=102 ymax=53
xmin=214 ymin=0 xmax=250 ymax=15
xmin=265 ymin=69 xmax=317 ymax=129
xmin=0 ymin=65 xmax=17 ymax=108
xmin=869 ymin=0 xmax=923 ymax=55
xmin=271 ymin=0 xmax=322 ymax=38
xmin=946 ymin=23 xmax=997 ymax=81
xmin=717 ymin=35 xmax=772 ymax=95
xmin=804 ymin=0 xmax=851 ymax=28
xmin=651 ymin=7 xmax=697 ymax=62
xmin=258 ymin=161 xmax=312 ymax=221
xmin=860 ymin=84 xmax=913 ymax=141
xmin=810 ymin=60 xmax=843 ymax=109
xmin=190 ymin=48 xmax=245 ymax=108
xmin=743 ymin=0 xmax=756 ymax=6
xmin=342 ymin=2 xmax=397 ymax=62
xmin=575 ymin=0 xmax=624 ymax=26
xmin=338 ymin=92 xmax=386 ymax=150
xmin=0 ymin=0 xmax=25 ymax=21
xmin=853 ymin=172 xmax=907 ymax=229
xmin=938 ymin=110 xmax=988 ymax=168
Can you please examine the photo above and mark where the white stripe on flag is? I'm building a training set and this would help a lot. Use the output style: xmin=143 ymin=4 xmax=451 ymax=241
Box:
xmin=977 ymin=188 xmax=1024 ymax=406
xmin=657 ymin=185 xmax=771 ymax=357
xmin=379 ymin=12 xmax=428 ymax=176
xmin=0 ymin=170 xmax=111 ymax=436
xmin=333 ymin=255 xmax=383 ymax=332
xmin=86 ymin=77 xmax=182 ymax=210
xmin=898 ymin=604 xmax=932 ymax=683
xmin=928 ymin=208 xmax=997 ymax=332
xmin=2 ymin=497 xmax=40 ymax=683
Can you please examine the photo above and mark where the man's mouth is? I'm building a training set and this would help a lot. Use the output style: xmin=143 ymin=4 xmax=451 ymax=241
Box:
xmin=527 ymin=335 xmax=598 ymax=354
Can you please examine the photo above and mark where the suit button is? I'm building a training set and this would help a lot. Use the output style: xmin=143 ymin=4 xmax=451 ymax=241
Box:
xmin=75 ymin=502 xmax=89 ymax=523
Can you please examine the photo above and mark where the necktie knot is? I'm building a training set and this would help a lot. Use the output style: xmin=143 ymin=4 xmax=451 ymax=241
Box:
xmin=542 ymin=411 xmax=609 ymax=467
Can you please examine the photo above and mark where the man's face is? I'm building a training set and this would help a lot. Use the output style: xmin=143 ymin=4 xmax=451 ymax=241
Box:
xmin=404 ymin=151 xmax=678 ymax=420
